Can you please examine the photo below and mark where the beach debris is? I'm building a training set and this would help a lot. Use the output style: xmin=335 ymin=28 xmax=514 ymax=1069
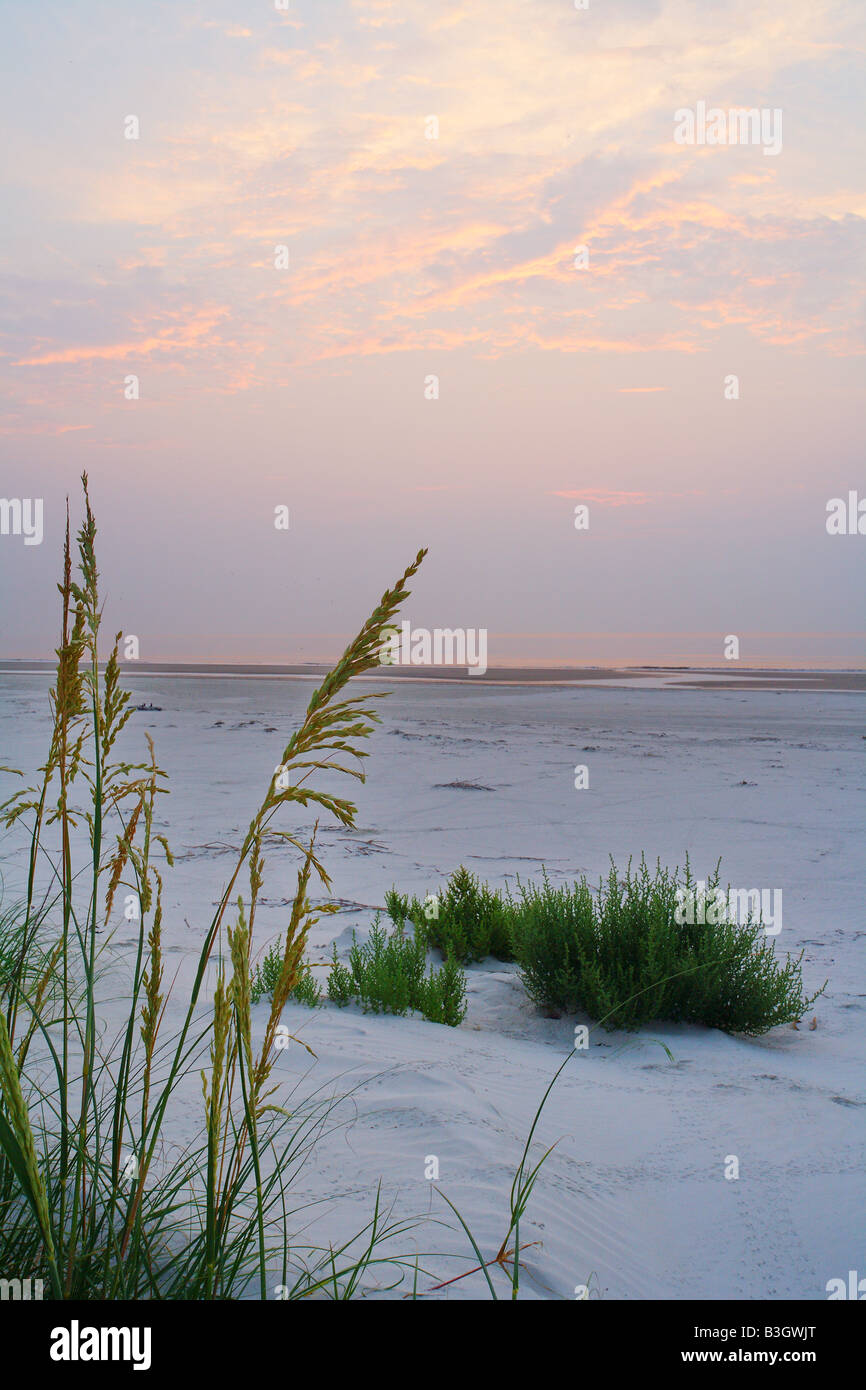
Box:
xmin=432 ymin=780 xmax=495 ymax=791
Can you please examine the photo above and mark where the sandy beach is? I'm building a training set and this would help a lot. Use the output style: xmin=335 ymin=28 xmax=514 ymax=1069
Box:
xmin=1 ymin=670 xmax=862 ymax=1300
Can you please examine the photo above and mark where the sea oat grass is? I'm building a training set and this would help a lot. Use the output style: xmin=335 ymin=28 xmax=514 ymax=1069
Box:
xmin=0 ymin=475 xmax=438 ymax=1299
xmin=0 ymin=1006 xmax=60 ymax=1292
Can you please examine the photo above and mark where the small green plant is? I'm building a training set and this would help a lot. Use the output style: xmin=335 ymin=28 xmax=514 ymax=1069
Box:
xmin=327 ymin=917 xmax=467 ymax=1027
xmin=386 ymin=865 xmax=513 ymax=963
xmin=251 ymin=936 xmax=322 ymax=1008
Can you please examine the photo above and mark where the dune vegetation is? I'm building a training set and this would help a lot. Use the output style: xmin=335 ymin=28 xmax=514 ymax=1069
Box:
xmin=385 ymin=861 xmax=824 ymax=1035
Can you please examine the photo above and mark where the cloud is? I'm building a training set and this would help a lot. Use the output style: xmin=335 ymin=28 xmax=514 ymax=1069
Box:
xmin=1 ymin=0 xmax=863 ymax=403
xmin=13 ymin=305 xmax=232 ymax=367
xmin=201 ymin=22 xmax=252 ymax=39
xmin=549 ymin=489 xmax=710 ymax=507
xmin=550 ymin=489 xmax=653 ymax=507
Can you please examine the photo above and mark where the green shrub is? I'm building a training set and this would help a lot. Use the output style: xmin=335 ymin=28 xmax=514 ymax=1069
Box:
xmin=386 ymin=865 xmax=513 ymax=963
xmin=327 ymin=917 xmax=467 ymax=1027
xmin=251 ymin=937 xmax=322 ymax=1008
xmin=389 ymin=859 xmax=826 ymax=1035
xmin=513 ymin=858 xmax=825 ymax=1035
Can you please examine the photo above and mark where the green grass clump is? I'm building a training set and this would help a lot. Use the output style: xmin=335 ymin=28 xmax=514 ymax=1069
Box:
xmin=251 ymin=937 xmax=322 ymax=1008
xmin=385 ymin=858 xmax=826 ymax=1035
xmin=513 ymin=858 xmax=825 ymax=1035
xmin=327 ymin=917 xmax=467 ymax=1027
xmin=386 ymin=865 xmax=513 ymax=963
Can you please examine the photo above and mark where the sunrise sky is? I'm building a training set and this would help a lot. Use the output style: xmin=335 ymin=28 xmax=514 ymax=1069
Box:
xmin=0 ymin=0 xmax=863 ymax=667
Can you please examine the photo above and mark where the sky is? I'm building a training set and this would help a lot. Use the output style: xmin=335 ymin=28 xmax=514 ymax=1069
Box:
xmin=0 ymin=0 xmax=863 ymax=667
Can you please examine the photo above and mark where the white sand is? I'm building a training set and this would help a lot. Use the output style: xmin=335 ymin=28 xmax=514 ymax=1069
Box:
xmin=1 ymin=674 xmax=863 ymax=1299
